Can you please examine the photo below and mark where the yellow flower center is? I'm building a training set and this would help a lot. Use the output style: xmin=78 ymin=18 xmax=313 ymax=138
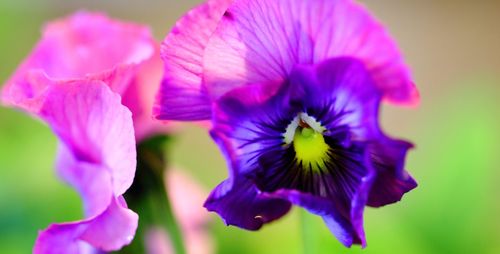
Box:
xmin=292 ymin=126 xmax=329 ymax=172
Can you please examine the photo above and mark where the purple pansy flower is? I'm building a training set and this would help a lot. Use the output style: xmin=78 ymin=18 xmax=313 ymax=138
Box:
xmin=155 ymin=0 xmax=418 ymax=247
xmin=2 ymin=12 xmax=165 ymax=253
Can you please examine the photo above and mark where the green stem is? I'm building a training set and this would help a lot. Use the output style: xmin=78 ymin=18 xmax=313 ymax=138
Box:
xmin=116 ymin=135 xmax=186 ymax=254
xmin=300 ymin=209 xmax=317 ymax=254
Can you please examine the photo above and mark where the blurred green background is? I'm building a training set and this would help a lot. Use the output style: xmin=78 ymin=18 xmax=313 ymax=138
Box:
xmin=0 ymin=0 xmax=499 ymax=253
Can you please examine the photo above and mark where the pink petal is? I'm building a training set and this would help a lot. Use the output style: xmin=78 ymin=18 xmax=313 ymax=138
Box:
xmin=32 ymin=80 xmax=138 ymax=253
xmin=39 ymin=79 xmax=136 ymax=195
xmin=154 ymin=0 xmax=233 ymax=121
xmin=203 ymin=0 xmax=419 ymax=105
xmin=80 ymin=196 xmax=138 ymax=251
xmin=34 ymin=196 xmax=138 ymax=254
xmin=55 ymin=145 xmax=114 ymax=218
xmin=2 ymin=11 xmax=157 ymax=118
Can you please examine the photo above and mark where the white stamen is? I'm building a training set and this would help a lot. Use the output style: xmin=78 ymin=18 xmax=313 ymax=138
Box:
xmin=283 ymin=115 xmax=299 ymax=144
xmin=298 ymin=112 xmax=326 ymax=133
xmin=282 ymin=112 xmax=325 ymax=144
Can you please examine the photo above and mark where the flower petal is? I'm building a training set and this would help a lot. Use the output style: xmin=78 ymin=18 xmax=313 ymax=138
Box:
xmin=204 ymin=178 xmax=291 ymax=230
xmin=203 ymin=0 xmax=418 ymax=105
xmin=32 ymin=80 xmax=138 ymax=252
xmin=80 ymin=196 xmax=138 ymax=251
xmin=2 ymin=11 xmax=155 ymax=112
xmin=268 ymin=190 xmax=363 ymax=247
xmin=154 ymin=0 xmax=233 ymax=121
xmin=55 ymin=145 xmax=113 ymax=218
xmin=367 ymin=138 xmax=417 ymax=207
xmin=34 ymin=196 xmax=138 ymax=254
xmin=38 ymin=79 xmax=136 ymax=195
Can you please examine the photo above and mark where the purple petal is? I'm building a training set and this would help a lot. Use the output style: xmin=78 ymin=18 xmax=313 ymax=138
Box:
xmin=288 ymin=57 xmax=381 ymax=140
xmin=34 ymin=196 xmax=138 ymax=254
xmin=203 ymin=0 xmax=418 ymax=105
xmin=261 ymin=143 xmax=375 ymax=247
xmin=268 ymin=190 xmax=364 ymax=247
xmin=367 ymin=138 xmax=417 ymax=207
xmin=210 ymin=81 xmax=296 ymax=177
xmin=204 ymin=178 xmax=292 ymax=230
xmin=154 ymin=0 xmax=233 ymax=121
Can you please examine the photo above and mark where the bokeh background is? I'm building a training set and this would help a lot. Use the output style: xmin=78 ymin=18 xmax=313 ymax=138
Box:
xmin=1 ymin=0 xmax=499 ymax=253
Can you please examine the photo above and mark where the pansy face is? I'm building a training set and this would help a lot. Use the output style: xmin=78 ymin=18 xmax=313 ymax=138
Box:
xmin=156 ymin=0 xmax=418 ymax=248
xmin=208 ymin=58 xmax=382 ymax=246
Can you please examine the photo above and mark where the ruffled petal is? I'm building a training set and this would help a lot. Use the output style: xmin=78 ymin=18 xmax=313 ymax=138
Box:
xmin=33 ymin=80 xmax=138 ymax=252
xmin=204 ymin=178 xmax=292 ymax=230
xmin=154 ymin=0 xmax=233 ymax=121
xmin=1 ymin=11 xmax=156 ymax=116
xmin=203 ymin=0 xmax=418 ymax=105
xmin=267 ymin=190 xmax=363 ymax=247
xmin=367 ymin=138 xmax=417 ymax=207
xmin=39 ymin=80 xmax=136 ymax=195
xmin=34 ymin=196 xmax=138 ymax=254
xmin=80 ymin=196 xmax=138 ymax=250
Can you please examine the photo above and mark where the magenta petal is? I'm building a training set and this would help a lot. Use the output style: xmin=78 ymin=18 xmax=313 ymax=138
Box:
xmin=203 ymin=0 xmax=418 ymax=105
xmin=39 ymin=80 xmax=136 ymax=195
xmin=56 ymin=145 xmax=114 ymax=218
xmin=35 ymin=11 xmax=153 ymax=79
xmin=34 ymin=197 xmax=138 ymax=254
xmin=33 ymin=80 xmax=138 ymax=252
xmin=80 ymin=196 xmax=138 ymax=250
xmin=34 ymin=223 xmax=88 ymax=254
xmin=154 ymin=0 xmax=233 ymax=121
xmin=1 ymin=11 xmax=157 ymax=120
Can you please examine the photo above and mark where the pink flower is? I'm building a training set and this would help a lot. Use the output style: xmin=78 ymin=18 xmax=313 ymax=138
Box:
xmin=1 ymin=12 xmax=165 ymax=253
xmin=2 ymin=11 xmax=166 ymax=141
